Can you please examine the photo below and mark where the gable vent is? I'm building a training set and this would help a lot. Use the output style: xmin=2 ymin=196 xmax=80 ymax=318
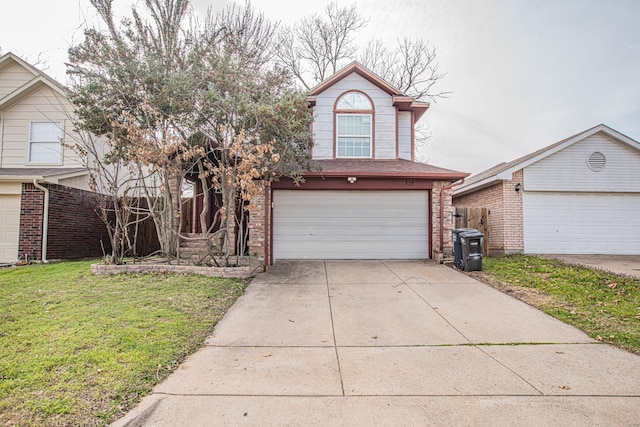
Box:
xmin=587 ymin=151 xmax=606 ymax=172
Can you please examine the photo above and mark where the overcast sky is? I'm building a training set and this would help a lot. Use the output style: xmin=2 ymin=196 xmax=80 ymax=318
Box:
xmin=2 ymin=0 xmax=639 ymax=174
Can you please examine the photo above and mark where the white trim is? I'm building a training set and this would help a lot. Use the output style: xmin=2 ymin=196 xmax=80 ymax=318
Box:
xmin=28 ymin=121 xmax=63 ymax=165
xmin=496 ymin=125 xmax=639 ymax=180
xmin=455 ymin=124 xmax=640 ymax=197
xmin=454 ymin=178 xmax=502 ymax=197
xmin=336 ymin=113 xmax=373 ymax=158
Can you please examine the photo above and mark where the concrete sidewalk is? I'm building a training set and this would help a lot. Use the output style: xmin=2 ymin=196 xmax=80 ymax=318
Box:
xmin=113 ymin=260 xmax=640 ymax=426
xmin=544 ymin=254 xmax=640 ymax=278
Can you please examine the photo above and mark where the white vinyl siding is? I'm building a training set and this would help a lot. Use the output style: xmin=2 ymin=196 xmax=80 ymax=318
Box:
xmin=523 ymin=192 xmax=640 ymax=254
xmin=398 ymin=111 xmax=412 ymax=160
xmin=336 ymin=114 xmax=372 ymax=158
xmin=1 ymin=87 xmax=83 ymax=167
xmin=312 ymin=73 xmax=396 ymax=159
xmin=58 ymin=175 xmax=91 ymax=191
xmin=29 ymin=122 xmax=62 ymax=163
xmin=524 ymin=134 xmax=640 ymax=192
xmin=273 ymin=190 xmax=429 ymax=260
xmin=0 ymin=195 xmax=21 ymax=263
xmin=0 ymin=62 xmax=34 ymax=98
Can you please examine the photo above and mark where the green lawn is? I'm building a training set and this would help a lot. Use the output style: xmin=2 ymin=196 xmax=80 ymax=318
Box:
xmin=0 ymin=261 xmax=248 ymax=426
xmin=479 ymin=255 xmax=640 ymax=354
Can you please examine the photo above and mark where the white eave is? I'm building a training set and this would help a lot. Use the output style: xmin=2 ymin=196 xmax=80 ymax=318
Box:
xmin=0 ymin=52 xmax=67 ymax=112
xmin=0 ymin=168 xmax=88 ymax=184
xmin=454 ymin=124 xmax=640 ymax=197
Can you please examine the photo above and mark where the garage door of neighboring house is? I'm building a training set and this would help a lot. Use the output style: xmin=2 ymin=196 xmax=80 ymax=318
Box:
xmin=273 ymin=190 xmax=429 ymax=260
xmin=0 ymin=195 xmax=21 ymax=263
xmin=523 ymin=192 xmax=640 ymax=254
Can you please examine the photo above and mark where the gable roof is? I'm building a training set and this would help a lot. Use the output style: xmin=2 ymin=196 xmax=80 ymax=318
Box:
xmin=454 ymin=124 xmax=640 ymax=197
xmin=307 ymin=61 xmax=431 ymax=121
xmin=0 ymin=52 xmax=67 ymax=111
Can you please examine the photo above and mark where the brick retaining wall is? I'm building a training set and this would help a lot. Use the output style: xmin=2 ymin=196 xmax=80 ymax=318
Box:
xmin=91 ymin=262 xmax=262 ymax=278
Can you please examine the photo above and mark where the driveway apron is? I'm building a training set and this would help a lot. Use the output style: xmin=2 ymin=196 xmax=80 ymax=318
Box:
xmin=113 ymin=260 xmax=640 ymax=426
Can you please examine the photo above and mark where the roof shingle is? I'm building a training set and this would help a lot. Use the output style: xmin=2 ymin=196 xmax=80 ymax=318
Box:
xmin=310 ymin=159 xmax=467 ymax=180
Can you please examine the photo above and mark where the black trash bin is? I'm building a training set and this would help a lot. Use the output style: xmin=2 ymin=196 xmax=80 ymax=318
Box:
xmin=452 ymin=228 xmax=484 ymax=271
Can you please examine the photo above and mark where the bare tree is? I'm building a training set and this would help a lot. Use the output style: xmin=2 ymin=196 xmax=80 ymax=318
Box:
xmin=276 ymin=3 xmax=368 ymax=89
xmin=360 ymin=38 xmax=449 ymax=101
xmin=68 ymin=127 xmax=153 ymax=264
xmin=276 ymin=2 xmax=448 ymax=102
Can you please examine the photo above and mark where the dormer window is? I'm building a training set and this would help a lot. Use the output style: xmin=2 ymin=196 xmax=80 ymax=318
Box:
xmin=335 ymin=91 xmax=374 ymax=158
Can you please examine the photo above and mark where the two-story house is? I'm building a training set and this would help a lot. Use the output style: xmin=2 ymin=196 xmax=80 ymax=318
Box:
xmin=247 ymin=62 xmax=468 ymax=265
xmin=0 ymin=53 xmax=108 ymax=263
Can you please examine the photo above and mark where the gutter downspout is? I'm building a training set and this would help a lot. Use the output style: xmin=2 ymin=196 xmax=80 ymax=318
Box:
xmin=439 ymin=178 xmax=465 ymax=263
xmin=33 ymin=179 xmax=49 ymax=263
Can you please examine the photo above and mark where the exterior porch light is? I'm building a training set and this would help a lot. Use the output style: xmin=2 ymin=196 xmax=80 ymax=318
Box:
xmin=515 ymin=183 xmax=522 ymax=192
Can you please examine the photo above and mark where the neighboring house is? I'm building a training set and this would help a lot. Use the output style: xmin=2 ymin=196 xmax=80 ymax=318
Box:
xmin=247 ymin=62 xmax=468 ymax=264
xmin=0 ymin=53 xmax=109 ymax=263
xmin=453 ymin=124 xmax=640 ymax=255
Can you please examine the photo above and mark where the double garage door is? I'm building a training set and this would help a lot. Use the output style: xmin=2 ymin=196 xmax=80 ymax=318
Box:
xmin=524 ymin=192 xmax=640 ymax=254
xmin=273 ymin=190 xmax=429 ymax=260
xmin=0 ymin=195 xmax=21 ymax=263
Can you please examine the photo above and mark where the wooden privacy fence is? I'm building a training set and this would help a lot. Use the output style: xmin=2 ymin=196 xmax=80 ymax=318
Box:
xmin=454 ymin=207 xmax=489 ymax=256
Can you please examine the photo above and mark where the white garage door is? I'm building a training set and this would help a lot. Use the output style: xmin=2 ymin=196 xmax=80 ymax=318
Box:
xmin=0 ymin=195 xmax=21 ymax=263
xmin=524 ymin=192 xmax=640 ymax=254
xmin=273 ymin=190 xmax=429 ymax=260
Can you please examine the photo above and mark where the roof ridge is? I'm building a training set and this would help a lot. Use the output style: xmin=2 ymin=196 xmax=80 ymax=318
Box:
xmin=457 ymin=124 xmax=640 ymax=191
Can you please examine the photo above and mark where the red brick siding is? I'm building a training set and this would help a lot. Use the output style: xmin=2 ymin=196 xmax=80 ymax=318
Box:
xmin=432 ymin=181 xmax=456 ymax=260
xmin=454 ymin=182 xmax=506 ymax=254
xmin=248 ymin=189 xmax=266 ymax=259
xmin=502 ymin=170 xmax=524 ymax=253
xmin=19 ymin=183 xmax=110 ymax=261
xmin=452 ymin=170 xmax=524 ymax=255
xmin=18 ymin=184 xmax=45 ymax=260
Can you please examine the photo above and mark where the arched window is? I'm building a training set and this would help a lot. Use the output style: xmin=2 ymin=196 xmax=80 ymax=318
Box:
xmin=335 ymin=91 xmax=373 ymax=158
xmin=336 ymin=91 xmax=372 ymax=110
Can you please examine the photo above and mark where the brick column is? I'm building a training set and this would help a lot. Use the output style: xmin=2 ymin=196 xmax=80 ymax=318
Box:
xmin=503 ymin=169 xmax=524 ymax=253
xmin=248 ymin=187 xmax=266 ymax=260
xmin=18 ymin=183 xmax=44 ymax=261
xmin=432 ymin=181 xmax=456 ymax=261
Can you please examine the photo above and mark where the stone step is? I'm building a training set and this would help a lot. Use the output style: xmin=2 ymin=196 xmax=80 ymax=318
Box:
xmin=180 ymin=240 xmax=210 ymax=248
xmin=179 ymin=248 xmax=213 ymax=258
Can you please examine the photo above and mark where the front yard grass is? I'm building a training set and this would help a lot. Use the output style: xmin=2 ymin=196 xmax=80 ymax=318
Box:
xmin=0 ymin=260 xmax=248 ymax=426
xmin=474 ymin=255 xmax=640 ymax=354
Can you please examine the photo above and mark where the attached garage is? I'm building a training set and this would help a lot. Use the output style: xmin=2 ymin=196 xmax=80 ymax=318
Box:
xmin=0 ymin=194 xmax=21 ymax=263
xmin=453 ymin=124 xmax=640 ymax=256
xmin=273 ymin=190 xmax=429 ymax=260
xmin=524 ymin=192 xmax=640 ymax=254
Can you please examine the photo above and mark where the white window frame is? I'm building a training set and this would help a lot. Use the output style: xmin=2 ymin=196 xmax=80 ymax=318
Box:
xmin=28 ymin=122 xmax=63 ymax=164
xmin=336 ymin=113 xmax=373 ymax=158
xmin=336 ymin=92 xmax=372 ymax=110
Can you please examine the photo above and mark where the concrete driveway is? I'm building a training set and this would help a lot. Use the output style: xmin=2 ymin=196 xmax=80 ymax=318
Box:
xmin=113 ymin=260 xmax=640 ymax=426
